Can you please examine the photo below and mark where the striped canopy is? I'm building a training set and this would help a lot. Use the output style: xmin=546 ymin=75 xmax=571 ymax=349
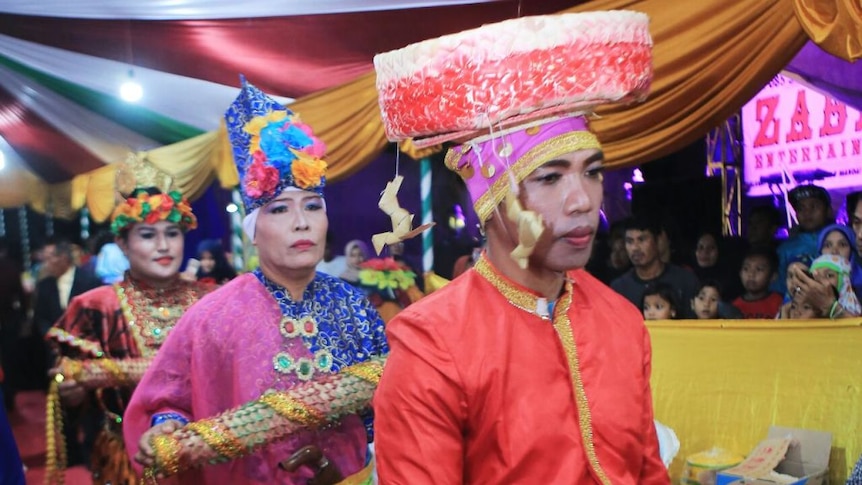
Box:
xmin=0 ymin=1 xmax=574 ymax=194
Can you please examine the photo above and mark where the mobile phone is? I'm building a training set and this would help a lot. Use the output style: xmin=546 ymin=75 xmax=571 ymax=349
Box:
xmin=185 ymin=258 xmax=201 ymax=274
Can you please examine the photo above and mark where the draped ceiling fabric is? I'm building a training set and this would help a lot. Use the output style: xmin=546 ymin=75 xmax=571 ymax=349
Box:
xmin=0 ymin=0 xmax=859 ymax=221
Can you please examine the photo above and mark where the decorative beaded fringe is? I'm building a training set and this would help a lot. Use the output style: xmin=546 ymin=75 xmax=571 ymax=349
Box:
xmin=145 ymin=356 xmax=385 ymax=478
xmin=45 ymin=379 xmax=67 ymax=485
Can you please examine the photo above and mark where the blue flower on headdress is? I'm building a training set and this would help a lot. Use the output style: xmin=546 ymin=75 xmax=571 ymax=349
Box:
xmin=260 ymin=122 xmax=297 ymax=174
xmin=280 ymin=123 xmax=314 ymax=150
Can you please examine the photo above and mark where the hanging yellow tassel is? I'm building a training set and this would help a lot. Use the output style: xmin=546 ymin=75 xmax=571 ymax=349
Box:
xmin=45 ymin=377 xmax=67 ymax=485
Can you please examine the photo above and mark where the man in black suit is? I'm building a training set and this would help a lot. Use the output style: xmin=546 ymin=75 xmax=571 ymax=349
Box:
xmin=34 ymin=239 xmax=103 ymax=339
xmin=33 ymin=237 xmax=102 ymax=467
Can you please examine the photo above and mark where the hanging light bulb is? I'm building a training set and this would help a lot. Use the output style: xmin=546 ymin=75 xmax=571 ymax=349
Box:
xmin=119 ymin=69 xmax=143 ymax=103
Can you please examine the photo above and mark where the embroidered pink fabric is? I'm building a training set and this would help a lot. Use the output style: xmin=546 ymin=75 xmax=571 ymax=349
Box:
xmin=123 ymin=273 xmax=367 ymax=484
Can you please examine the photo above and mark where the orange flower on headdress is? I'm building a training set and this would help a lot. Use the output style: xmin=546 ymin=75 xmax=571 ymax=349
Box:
xmin=244 ymin=110 xmax=289 ymax=154
xmin=290 ymin=149 xmax=327 ymax=189
xmin=110 ymin=190 xmax=197 ymax=235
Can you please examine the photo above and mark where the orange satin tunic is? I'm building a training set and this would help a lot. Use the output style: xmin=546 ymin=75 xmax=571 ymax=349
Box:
xmin=374 ymin=256 xmax=669 ymax=484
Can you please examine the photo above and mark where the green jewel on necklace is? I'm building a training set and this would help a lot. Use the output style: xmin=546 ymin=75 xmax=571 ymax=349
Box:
xmin=273 ymin=352 xmax=295 ymax=374
xmin=295 ymin=358 xmax=314 ymax=381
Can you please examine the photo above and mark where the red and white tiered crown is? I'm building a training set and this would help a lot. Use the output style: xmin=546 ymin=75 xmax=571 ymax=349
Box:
xmin=374 ymin=11 xmax=653 ymax=148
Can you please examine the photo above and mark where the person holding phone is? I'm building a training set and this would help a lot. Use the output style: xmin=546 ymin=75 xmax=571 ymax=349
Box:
xmin=195 ymin=239 xmax=237 ymax=285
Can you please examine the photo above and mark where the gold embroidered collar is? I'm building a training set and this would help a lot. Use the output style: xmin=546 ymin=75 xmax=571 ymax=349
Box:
xmin=473 ymin=254 xmax=570 ymax=320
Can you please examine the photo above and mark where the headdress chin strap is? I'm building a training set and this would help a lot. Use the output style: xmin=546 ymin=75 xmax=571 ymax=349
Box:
xmin=241 ymin=187 xmax=327 ymax=241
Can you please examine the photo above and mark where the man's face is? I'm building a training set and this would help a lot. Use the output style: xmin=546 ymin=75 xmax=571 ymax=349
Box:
xmin=494 ymin=149 xmax=604 ymax=272
xmin=851 ymin=199 xmax=862 ymax=257
xmin=794 ymin=198 xmax=828 ymax=232
xmin=624 ymin=229 xmax=659 ymax=269
xmin=43 ymin=244 xmax=71 ymax=278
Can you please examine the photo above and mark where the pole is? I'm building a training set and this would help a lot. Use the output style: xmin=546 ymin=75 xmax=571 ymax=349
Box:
xmin=230 ymin=189 xmax=245 ymax=272
xmin=80 ymin=207 xmax=90 ymax=241
xmin=420 ymin=158 xmax=433 ymax=274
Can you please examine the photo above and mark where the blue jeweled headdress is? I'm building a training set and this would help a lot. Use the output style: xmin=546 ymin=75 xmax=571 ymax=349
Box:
xmin=225 ymin=77 xmax=328 ymax=212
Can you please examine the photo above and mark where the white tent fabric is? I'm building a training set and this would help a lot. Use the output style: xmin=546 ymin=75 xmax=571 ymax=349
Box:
xmin=0 ymin=33 xmax=293 ymax=132
xmin=0 ymin=66 xmax=160 ymax=163
xmin=0 ymin=0 xmax=499 ymax=20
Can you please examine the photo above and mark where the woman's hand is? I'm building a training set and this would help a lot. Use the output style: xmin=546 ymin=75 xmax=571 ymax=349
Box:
xmin=778 ymin=301 xmax=791 ymax=319
xmin=48 ymin=367 xmax=86 ymax=407
xmin=790 ymin=265 xmax=835 ymax=315
xmin=178 ymin=271 xmax=197 ymax=282
xmin=135 ymin=419 xmax=185 ymax=468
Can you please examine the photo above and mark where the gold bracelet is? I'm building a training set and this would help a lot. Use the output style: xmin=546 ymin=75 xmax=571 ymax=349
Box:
xmin=259 ymin=392 xmax=327 ymax=427
xmin=187 ymin=420 xmax=246 ymax=460
xmin=98 ymin=358 xmax=128 ymax=385
xmin=151 ymin=433 xmax=183 ymax=475
xmin=60 ymin=358 xmax=84 ymax=381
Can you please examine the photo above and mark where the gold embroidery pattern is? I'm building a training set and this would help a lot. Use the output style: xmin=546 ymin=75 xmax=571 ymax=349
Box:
xmin=151 ymin=434 xmax=183 ymax=476
xmin=46 ymin=327 xmax=105 ymax=358
xmin=341 ymin=359 xmax=384 ymax=384
xmin=187 ymin=421 xmax=246 ymax=461
xmin=259 ymin=392 xmax=327 ymax=427
xmin=473 ymin=255 xmax=549 ymax=320
xmin=116 ymin=279 xmax=201 ymax=357
xmin=99 ymin=358 xmax=128 ymax=385
xmin=552 ymin=287 xmax=612 ymax=485
xmin=473 ymin=131 xmax=601 ymax=221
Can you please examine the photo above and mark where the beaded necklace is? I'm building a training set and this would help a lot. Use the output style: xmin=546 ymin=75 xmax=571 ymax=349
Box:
xmin=115 ymin=274 xmax=200 ymax=358
xmin=255 ymin=269 xmax=334 ymax=383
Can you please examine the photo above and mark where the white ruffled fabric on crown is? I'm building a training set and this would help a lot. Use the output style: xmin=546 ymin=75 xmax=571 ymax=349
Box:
xmin=374 ymin=10 xmax=653 ymax=147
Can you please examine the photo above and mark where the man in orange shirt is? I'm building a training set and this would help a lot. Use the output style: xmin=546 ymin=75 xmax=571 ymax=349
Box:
xmin=372 ymin=10 xmax=669 ymax=485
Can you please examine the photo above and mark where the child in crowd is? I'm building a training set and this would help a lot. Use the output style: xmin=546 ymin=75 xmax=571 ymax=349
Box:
xmin=809 ymin=254 xmax=861 ymax=317
xmin=642 ymin=282 xmax=678 ymax=320
xmin=788 ymin=298 xmax=822 ymax=319
xmin=691 ymin=280 xmax=722 ymax=319
xmin=733 ymin=248 xmax=783 ymax=319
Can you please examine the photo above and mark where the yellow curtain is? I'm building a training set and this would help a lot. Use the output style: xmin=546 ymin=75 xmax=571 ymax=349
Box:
xmin=288 ymin=72 xmax=390 ymax=182
xmin=61 ymin=74 xmax=387 ymax=222
xmin=0 ymin=163 xmax=46 ymax=209
xmin=68 ymin=129 xmax=235 ymax=222
xmin=793 ymin=0 xmax=862 ymax=61
xmin=649 ymin=318 xmax=862 ymax=484
xmin=562 ymin=0 xmax=808 ymax=168
xmin=27 ymin=0 xmax=862 ymax=219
